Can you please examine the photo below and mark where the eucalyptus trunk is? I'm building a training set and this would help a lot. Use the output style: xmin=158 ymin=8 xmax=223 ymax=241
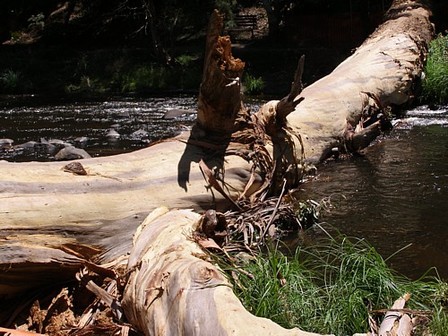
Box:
xmin=0 ymin=1 xmax=434 ymax=335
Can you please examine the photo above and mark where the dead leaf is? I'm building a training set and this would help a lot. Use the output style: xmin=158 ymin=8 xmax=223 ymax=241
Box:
xmin=277 ymin=271 xmax=287 ymax=287
xmin=199 ymin=159 xmax=242 ymax=210
xmin=197 ymin=238 xmax=223 ymax=251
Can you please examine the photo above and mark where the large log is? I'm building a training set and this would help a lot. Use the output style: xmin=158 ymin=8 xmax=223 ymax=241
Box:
xmin=260 ymin=0 xmax=434 ymax=163
xmin=122 ymin=207 xmax=325 ymax=336
xmin=0 ymin=1 xmax=434 ymax=334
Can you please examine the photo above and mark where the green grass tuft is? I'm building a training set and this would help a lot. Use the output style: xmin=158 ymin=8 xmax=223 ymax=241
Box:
xmin=243 ymin=73 xmax=265 ymax=95
xmin=226 ymin=236 xmax=448 ymax=335
xmin=422 ymin=33 xmax=448 ymax=105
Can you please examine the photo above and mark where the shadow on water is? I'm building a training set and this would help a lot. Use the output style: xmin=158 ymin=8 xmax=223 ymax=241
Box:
xmin=1 ymin=96 xmax=447 ymax=280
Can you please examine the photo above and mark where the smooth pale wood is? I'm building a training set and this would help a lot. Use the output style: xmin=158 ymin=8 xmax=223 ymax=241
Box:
xmin=262 ymin=5 xmax=433 ymax=163
xmin=0 ymin=133 xmax=252 ymax=226
xmin=0 ymin=132 xmax=258 ymax=294
xmin=378 ymin=293 xmax=412 ymax=336
xmin=0 ymin=1 xmax=434 ymax=334
xmin=122 ymin=207 xmax=329 ymax=336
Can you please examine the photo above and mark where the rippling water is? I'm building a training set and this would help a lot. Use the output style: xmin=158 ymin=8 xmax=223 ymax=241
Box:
xmin=1 ymin=97 xmax=447 ymax=279
xmin=0 ymin=96 xmax=198 ymax=161
xmin=300 ymin=105 xmax=448 ymax=279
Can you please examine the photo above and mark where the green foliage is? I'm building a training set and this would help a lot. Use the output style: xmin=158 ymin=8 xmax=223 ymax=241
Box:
xmin=65 ymin=75 xmax=105 ymax=94
xmin=117 ymin=62 xmax=201 ymax=93
xmin=215 ymin=0 xmax=238 ymax=24
xmin=0 ymin=69 xmax=32 ymax=93
xmin=0 ymin=69 xmax=21 ymax=92
xmin=121 ymin=65 xmax=169 ymax=92
xmin=0 ymin=47 xmax=203 ymax=95
xmin=430 ymin=305 xmax=448 ymax=335
xmin=313 ymin=238 xmax=401 ymax=333
xmin=422 ymin=34 xmax=448 ymax=105
xmin=422 ymin=280 xmax=448 ymax=334
xmin=231 ymin=246 xmax=322 ymax=329
xmin=228 ymin=237 xmax=448 ymax=335
xmin=28 ymin=13 xmax=45 ymax=30
xmin=175 ymin=54 xmax=196 ymax=67
xmin=243 ymin=73 xmax=265 ymax=95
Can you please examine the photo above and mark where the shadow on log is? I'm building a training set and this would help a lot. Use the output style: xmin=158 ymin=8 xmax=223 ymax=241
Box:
xmin=0 ymin=1 xmax=434 ymax=335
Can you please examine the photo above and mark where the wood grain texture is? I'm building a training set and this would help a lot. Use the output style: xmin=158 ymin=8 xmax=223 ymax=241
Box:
xmin=122 ymin=207 xmax=328 ymax=336
xmin=0 ymin=1 xmax=434 ymax=334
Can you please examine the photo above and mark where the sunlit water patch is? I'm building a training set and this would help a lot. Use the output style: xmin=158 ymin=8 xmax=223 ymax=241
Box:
xmin=393 ymin=105 xmax=448 ymax=129
xmin=0 ymin=96 xmax=198 ymax=161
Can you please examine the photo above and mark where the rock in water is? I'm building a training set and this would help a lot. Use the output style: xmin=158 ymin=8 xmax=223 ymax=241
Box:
xmin=55 ymin=146 xmax=92 ymax=161
xmin=0 ymin=139 xmax=14 ymax=148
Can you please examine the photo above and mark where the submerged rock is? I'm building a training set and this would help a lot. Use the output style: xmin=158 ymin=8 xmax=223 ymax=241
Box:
xmin=163 ymin=108 xmax=196 ymax=119
xmin=0 ymin=139 xmax=14 ymax=148
xmin=74 ymin=137 xmax=89 ymax=148
xmin=106 ymin=128 xmax=120 ymax=143
xmin=130 ymin=129 xmax=149 ymax=141
xmin=15 ymin=141 xmax=37 ymax=149
xmin=106 ymin=129 xmax=120 ymax=138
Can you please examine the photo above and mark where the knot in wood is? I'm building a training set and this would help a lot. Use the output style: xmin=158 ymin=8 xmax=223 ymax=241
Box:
xmin=201 ymin=210 xmax=218 ymax=237
xmin=257 ymin=102 xmax=280 ymax=137
xmin=197 ymin=265 xmax=221 ymax=286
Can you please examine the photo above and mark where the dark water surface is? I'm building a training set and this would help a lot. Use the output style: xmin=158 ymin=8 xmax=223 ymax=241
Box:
xmin=0 ymin=96 xmax=197 ymax=161
xmin=1 ymin=97 xmax=447 ymax=280
xmin=300 ymin=105 xmax=448 ymax=280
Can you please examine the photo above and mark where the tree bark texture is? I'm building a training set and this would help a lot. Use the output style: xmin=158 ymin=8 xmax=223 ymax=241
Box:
xmin=259 ymin=1 xmax=434 ymax=163
xmin=0 ymin=1 xmax=434 ymax=334
xmin=121 ymin=207 xmax=326 ymax=336
xmin=197 ymin=11 xmax=247 ymax=134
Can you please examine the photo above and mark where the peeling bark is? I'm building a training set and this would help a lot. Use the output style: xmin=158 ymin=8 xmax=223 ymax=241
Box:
xmin=122 ymin=207 xmax=327 ymax=336
xmin=0 ymin=1 xmax=434 ymax=335
xmin=260 ymin=1 xmax=433 ymax=163
xmin=197 ymin=10 xmax=247 ymax=134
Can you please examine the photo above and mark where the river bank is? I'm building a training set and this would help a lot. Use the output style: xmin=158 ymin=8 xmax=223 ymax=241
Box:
xmin=0 ymin=38 xmax=353 ymax=98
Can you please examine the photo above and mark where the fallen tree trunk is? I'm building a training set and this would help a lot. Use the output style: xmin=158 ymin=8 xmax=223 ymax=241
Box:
xmin=261 ymin=1 xmax=434 ymax=163
xmin=122 ymin=207 xmax=325 ymax=336
xmin=0 ymin=1 xmax=434 ymax=334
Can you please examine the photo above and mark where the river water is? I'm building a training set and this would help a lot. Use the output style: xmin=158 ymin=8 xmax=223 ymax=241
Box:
xmin=0 ymin=97 xmax=447 ymax=280
xmin=0 ymin=96 xmax=198 ymax=161
xmin=300 ymin=105 xmax=448 ymax=280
